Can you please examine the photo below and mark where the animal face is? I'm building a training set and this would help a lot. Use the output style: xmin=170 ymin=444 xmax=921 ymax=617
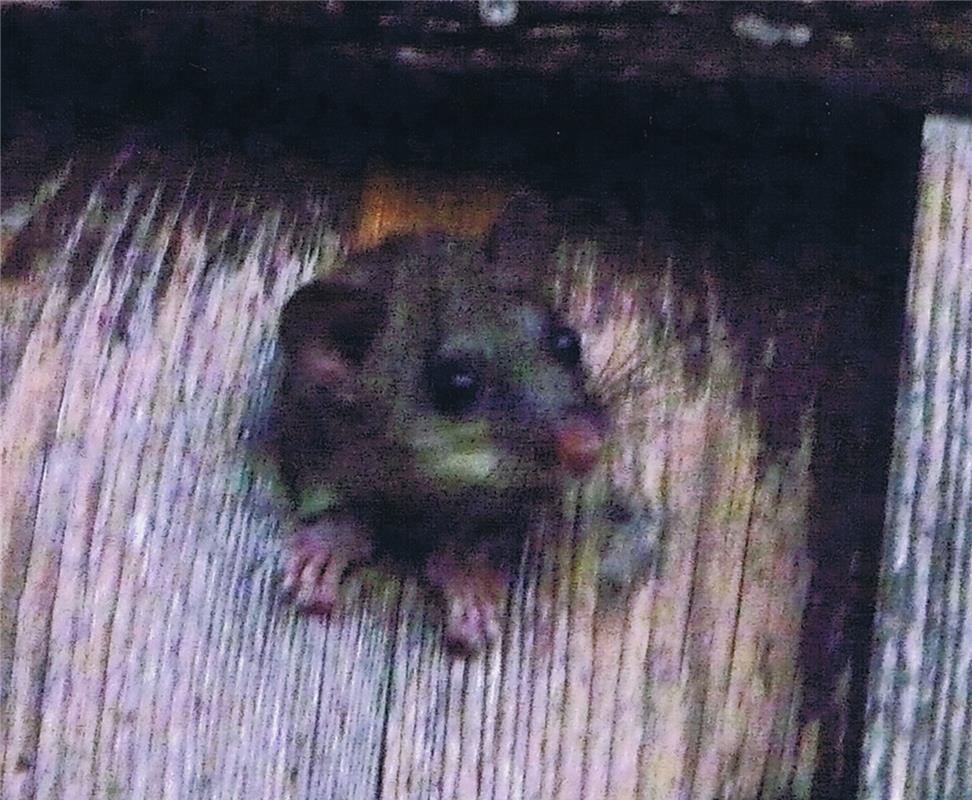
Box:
xmin=400 ymin=294 xmax=605 ymax=492
xmin=276 ymin=226 xmax=606 ymax=503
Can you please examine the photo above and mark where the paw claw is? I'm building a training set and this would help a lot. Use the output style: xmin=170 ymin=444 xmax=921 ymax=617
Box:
xmin=427 ymin=552 xmax=507 ymax=654
xmin=282 ymin=519 xmax=373 ymax=617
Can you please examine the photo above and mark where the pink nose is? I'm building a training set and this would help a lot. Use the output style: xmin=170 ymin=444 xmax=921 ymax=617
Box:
xmin=554 ymin=416 xmax=604 ymax=477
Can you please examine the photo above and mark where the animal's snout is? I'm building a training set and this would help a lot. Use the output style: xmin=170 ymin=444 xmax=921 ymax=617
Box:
xmin=553 ymin=411 xmax=605 ymax=478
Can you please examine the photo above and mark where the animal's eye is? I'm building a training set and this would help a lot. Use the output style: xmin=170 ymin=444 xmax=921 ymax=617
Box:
xmin=428 ymin=357 xmax=481 ymax=415
xmin=549 ymin=324 xmax=582 ymax=367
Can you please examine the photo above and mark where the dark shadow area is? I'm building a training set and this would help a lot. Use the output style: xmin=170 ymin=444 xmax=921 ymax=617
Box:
xmin=2 ymin=5 xmax=922 ymax=797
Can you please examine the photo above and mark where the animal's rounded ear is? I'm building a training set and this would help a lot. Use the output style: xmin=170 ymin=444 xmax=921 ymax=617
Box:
xmin=279 ymin=280 xmax=386 ymax=364
xmin=484 ymin=191 xmax=559 ymax=293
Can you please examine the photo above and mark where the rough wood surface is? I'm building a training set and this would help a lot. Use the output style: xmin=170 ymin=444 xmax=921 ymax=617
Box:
xmin=1 ymin=156 xmax=820 ymax=799
xmin=860 ymin=115 xmax=972 ymax=800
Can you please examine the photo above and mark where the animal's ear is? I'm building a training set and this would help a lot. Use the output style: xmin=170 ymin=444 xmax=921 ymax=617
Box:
xmin=279 ymin=281 xmax=387 ymax=392
xmin=484 ymin=191 xmax=559 ymax=293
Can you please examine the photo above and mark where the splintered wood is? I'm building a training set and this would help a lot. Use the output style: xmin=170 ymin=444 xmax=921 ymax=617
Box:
xmin=1 ymin=158 xmax=816 ymax=799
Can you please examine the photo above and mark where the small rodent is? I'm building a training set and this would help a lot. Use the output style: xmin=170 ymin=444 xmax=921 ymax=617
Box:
xmin=267 ymin=194 xmax=658 ymax=652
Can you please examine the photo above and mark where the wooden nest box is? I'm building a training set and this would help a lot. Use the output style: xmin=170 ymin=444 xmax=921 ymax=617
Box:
xmin=1 ymin=4 xmax=969 ymax=800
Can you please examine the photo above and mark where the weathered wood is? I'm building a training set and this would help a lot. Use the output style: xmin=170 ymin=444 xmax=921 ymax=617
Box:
xmin=2 ymin=155 xmax=821 ymax=798
xmin=860 ymin=115 xmax=972 ymax=800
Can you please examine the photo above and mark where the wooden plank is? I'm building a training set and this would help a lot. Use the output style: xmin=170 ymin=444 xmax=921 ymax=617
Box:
xmin=860 ymin=115 xmax=972 ymax=800
xmin=0 ymin=168 xmax=397 ymax=800
xmin=1 ymin=155 xmax=820 ymax=798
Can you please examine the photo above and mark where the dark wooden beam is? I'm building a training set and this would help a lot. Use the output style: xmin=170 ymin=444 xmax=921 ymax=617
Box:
xmin=2 ymin=1 xmax=971 ymax=121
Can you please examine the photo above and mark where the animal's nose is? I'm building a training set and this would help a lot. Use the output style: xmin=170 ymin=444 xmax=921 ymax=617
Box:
xmin=553 ymin=412 xmax=604 ymax=477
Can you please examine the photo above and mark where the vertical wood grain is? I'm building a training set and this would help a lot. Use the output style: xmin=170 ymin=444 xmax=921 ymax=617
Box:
xmin=2 ymin=156 xmax=819 ymax=799
xmin=860 ymin=115 xmax=972 ymax=800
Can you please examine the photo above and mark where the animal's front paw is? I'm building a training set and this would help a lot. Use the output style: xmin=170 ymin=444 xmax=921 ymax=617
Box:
xmin=596 ymin=496 xmax=664 ymax=603
xmin=425 ymin=551 xmax=508 ymax=654
xmin=282 ymin=516 xmax=375 ymax=615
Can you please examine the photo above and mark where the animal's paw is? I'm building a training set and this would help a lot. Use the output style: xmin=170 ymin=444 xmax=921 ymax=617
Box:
xmin=596 ymin=496 xmax=664 ymax=604
xmin=425 ymin=551 xmax=508 ymax=655
xmin=282 ymin=517 xmax=374 ymax=615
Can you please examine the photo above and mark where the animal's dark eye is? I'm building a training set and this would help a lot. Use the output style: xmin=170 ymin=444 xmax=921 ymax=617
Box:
xmin=428 ymin=357 xmax=481 ymax=415
xmin=549 ymin=324 xmax=582 ymax=367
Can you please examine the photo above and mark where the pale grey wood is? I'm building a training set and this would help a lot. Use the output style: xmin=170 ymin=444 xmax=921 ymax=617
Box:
xmin=860 ymin=115 xmax=972 ymax=800
xmin=0 ymin=172 xmax=396 ymax=800
xmin=1 ymin=156 xmax=819 ymax=799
